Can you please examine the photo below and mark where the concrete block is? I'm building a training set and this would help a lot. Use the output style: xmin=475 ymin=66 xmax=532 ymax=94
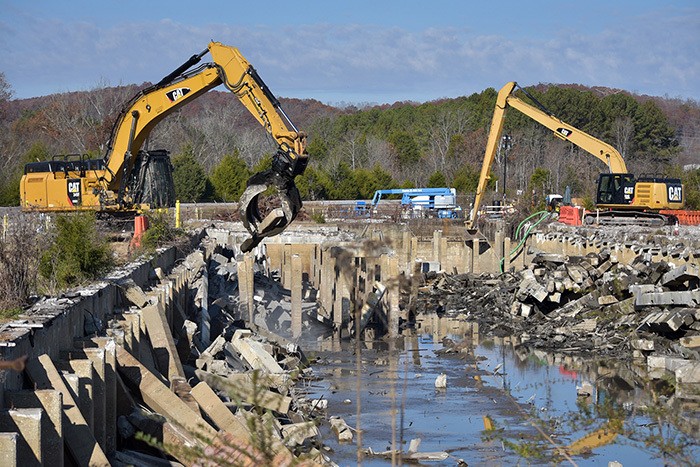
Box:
xmin=0 ymin=408 xmax=43 ymax=466
xmin=117 ymin=278 xmax=149 ymax=308
xmin=126 ymin=407 xmax=203 ymax=455
xmin=517 ymin=279 xmax=548 ymax=303
xmin=4 ymin=390 xmax=63 ymax=467
xmin=0 ymin=432 xmax=18 ymax=467
xmin=115 ymin=345 xmax=217 ymax=441
xmin=566 ymin=264 xmax=586 ymax=284
xmin=231 ymin=329 xmax=284 ymax=374
xmin=661 ymin=263 xmax=700 ymax=288
xmin=596 ymin=260 xmax=612 ymax=276
xmin=548 ymin=292 xmax=562 ymax=304
xmin=598 ymin=295 xmax=618 ymax=305
xmin=631 ymin=339 xmax=654 ymax=351
xmin=629 ymin=284 xmax=658 ymax=297
xmin=281 ymin=421 xmax=319 ymax=448
xmin=25 ymin=354 xmax=109 ymax=466
xmin=329 ymin=417 xmax=353 ymax=443
xmin=195 ymin=369 xmax=292 ymax=413
xmin=676 ymin=362 xmax=700 ymax=384
xmin=141 ymin=302 xmax=185 ymax=381
xmin=680 ymin=335 xmax=700 ymax=349
xmin=635 ymin=290 xmax=700 ymax=308
xmin=190 ymin=382 xmax=250 ymax=439
xmin=647 ymin=355 xmax=692 ymax=373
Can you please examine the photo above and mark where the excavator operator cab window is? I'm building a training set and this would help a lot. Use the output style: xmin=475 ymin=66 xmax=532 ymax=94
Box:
xmin=596 ymin=173 xmax=635 ymax=205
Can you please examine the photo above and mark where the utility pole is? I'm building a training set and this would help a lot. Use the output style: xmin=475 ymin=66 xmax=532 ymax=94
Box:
xmin=499 ymin=134 xmax=512 ymax=200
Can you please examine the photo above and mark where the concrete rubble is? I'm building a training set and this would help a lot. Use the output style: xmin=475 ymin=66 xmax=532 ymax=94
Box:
xmin=2 ymin=218 xmax=699 ymax=465
xmin=418 ymin=246 xmax=700 ymax=400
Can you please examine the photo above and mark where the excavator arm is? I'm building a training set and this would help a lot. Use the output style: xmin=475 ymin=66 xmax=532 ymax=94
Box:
xmin=103 ymin=41 xmax=308 ymax=251
xmin=467 ymin=82 xmax=627 ymax=229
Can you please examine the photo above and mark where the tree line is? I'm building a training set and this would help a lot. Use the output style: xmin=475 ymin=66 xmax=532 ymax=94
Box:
xmin=1 ymin=71 xmax=699 ymax=210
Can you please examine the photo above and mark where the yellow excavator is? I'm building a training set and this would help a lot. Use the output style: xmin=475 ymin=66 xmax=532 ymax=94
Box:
xmin=467 ymin=82 xmax=684 ymax=228
xmin=20 ymin=41 xmax=308 ymax=251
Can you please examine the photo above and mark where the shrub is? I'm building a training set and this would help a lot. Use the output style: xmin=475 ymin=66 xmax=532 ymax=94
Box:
xmin=39 ymin=213 xmax=113 ymax=289
xmin=140 ymin=210 xmax=183 ymax=250
xmin=0 ymin=213 xmax=45 ymax=317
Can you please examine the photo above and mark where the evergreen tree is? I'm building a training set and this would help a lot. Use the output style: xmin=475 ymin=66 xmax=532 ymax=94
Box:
xmin=210 ymin=151 xmax=250 ymax=202
xmin=427 ymin=171 xmax=447 ymax=188
xmin=172 ymin=146 xmax=208 ymax=202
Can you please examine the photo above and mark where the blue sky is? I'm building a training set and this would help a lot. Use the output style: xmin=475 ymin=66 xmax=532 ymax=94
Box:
xmin=1 ymin=0 xmax=698 ymax=104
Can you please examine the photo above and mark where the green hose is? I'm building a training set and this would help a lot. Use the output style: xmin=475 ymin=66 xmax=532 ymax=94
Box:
xmin=500 ymin=210 xmax=551 ymax=272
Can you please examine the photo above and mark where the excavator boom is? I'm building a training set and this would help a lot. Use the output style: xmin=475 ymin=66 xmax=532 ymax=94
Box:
xmin=21 ymin=41 xmax=308 ymax=250
xmin=468 ymin=82 xmax=629 ymax=229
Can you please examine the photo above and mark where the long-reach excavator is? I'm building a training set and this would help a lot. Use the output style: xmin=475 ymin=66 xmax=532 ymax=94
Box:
xmin=467 ymin=82 xmax=684 ymax=228
xmin=20 ymin=41 xmax=308 ymax=251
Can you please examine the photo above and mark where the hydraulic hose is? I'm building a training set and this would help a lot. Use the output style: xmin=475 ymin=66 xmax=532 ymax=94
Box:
xmin=499 ymin=210 xmax=551 ymax=273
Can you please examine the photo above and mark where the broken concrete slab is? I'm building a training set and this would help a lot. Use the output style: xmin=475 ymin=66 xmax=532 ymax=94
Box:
xmin=230 ymin=329 xmax=284 ymax=374
xmin=0 ymin=408 xmax=43 ymax=466
xmin=194 ymin=369 xmax=292 ymax=413
xmin=116 ymin=278 xmax=149 ymax=308
xmin=329 ymin=417 xmax=353 ymax=443
xmin=635 ymin=290 xmax=700 ymax=308
xmin=661 ymin=263 xmax=700 ymax=288
xmin=115 ymin=345 xmax=217 ymax=442
xmin=676 ymin=362 xmax=700 ymax=384
xmin=26 ymin=354 xmax=110 ymax=467
xmin=140 ymin=302 xmax=185 ymax=381
xmin=647 ymin=355 xmax=693 ymax=373
xmin=680 ymin=336 xmax=700 ymax=349
xmin=281 ymin=421 xmax=319 ymax=448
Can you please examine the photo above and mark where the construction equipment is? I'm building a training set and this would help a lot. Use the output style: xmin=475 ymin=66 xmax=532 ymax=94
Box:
xmin=357 ymin=188 xmax=461 ymax=218
xmin=20 ymin=41 xmax=308 ymax=251
xmin=467 ymin=82 xmax=684 ymax=228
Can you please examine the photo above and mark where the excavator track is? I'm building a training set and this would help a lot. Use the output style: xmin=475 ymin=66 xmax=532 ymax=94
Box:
xmin=583 ymin=211 xmax=672 ymax=227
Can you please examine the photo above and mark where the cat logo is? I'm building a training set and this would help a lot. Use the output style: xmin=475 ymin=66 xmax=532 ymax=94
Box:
xmin=165 ymin=87 xmax=191 ymax=102
xmin=67 ymin=179 xmax=81 ymax=206
xmin=623 ymin=186 xmax=634 ymax=201
xmin=556 ymin=128 xmax=573 ymax=138
xmin=668 ymin=185 xmax=683 ymax=203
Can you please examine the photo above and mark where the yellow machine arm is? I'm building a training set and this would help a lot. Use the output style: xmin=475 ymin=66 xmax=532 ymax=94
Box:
xmin=467 ymin=82 xmax=627 ymax=229
xmin=103 ymin=41 xmax=308 ymax=250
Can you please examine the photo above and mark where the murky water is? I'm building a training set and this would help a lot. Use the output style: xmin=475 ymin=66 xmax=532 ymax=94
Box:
xmin=301 ymin=315 xmax=700 ymax=466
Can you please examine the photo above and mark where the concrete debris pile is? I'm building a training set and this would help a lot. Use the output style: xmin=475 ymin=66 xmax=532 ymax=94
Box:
xmin=419 ymin=249 xmax=700 ymax=396
xmin=206 ymin=250 xmax=320 ymax=338
xmin=106 ymin=247 xmax=335 ymax=466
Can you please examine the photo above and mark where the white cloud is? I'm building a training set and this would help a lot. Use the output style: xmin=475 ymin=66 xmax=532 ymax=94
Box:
xmin=1 ymin=8 xmax=698 ymax=102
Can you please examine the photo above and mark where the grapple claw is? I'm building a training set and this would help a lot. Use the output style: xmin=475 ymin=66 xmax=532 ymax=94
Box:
xmin=238 ymin=169 xmax=302 ymax=253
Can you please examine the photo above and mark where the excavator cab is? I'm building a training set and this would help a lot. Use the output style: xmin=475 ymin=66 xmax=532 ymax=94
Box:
xmin=596 ymin=173 xmax=636 ymax=206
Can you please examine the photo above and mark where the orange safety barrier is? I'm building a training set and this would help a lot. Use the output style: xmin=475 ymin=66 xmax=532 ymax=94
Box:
xmin=660 ymin=210 xmax=700 ymax=225
xmin=558 ymin=205 xmax=583 ymax=226
xmin=130 ymin=215 xmax=149 ymax=248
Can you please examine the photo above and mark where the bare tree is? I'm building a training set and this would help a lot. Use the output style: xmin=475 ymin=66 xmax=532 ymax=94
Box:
xmin=0 ymin=72 xmax=12 ymax=103
xmin=428 ymin=108 xmax=471 ymax=175
xmin=339 ymin=129 xmax=365 ymax=170
xmin=0 ymin=213 xmax=45 ymax=311
xmin=613 ymin=116 xmax=634 ymax=160
xmin=364 ymin=135 xmax=393 ymax=173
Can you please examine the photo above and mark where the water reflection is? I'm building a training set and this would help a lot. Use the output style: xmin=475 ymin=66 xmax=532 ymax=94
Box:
xmin=306 ymin=314 xmax=699 ymax=466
